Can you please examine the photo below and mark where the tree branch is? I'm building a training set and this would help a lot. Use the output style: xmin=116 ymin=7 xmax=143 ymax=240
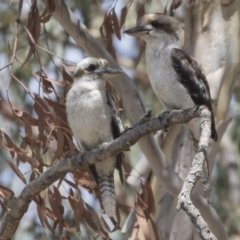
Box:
xmin=177 ymin=107 xmax=217 ymax=240
xmin=0 ymin=106 xmax=205 ymax=239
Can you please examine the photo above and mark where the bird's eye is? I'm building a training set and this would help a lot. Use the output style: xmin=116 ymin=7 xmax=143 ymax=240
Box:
xmin=151 ymin=20 xmax=159 ymax=27
xmin=87 ymin=64 xmax=96 ymax=71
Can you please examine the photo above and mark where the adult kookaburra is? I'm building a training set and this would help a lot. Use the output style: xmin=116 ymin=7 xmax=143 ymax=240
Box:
xmin=66 ymin=57 xmax=123 ymax=218
xmin=125 ymin=13 xmax=218 ymax=142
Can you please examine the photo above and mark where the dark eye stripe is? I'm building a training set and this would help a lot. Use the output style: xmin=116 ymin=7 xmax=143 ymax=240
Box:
xmin=151 ymin=20 xmax=161 ymax=27
xmin=87 ymin=64 xmax=96 ymax=71
xmin=151 ymin=20 xmax=177 ymax=38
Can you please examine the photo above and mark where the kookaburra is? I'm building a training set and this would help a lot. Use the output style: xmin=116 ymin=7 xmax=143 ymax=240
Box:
xmin=125 ymin=13 xmax=218 ymax=142
xmin=66 ymin=57 xmax=123 ymax=218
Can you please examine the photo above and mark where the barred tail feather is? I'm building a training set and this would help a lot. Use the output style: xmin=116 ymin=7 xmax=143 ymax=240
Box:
xmin=98 ymin=174 xmax=116 ymax=218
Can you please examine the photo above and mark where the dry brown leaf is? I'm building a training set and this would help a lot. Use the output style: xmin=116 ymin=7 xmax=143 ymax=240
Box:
xmin=52 ymin=128 xmax=64 ymax=160
xmin=17 ymin=152 xmax=35 ymax=167
xmin=29 ymin=171 xmax=36 ymax=182
xmin=61 ymin=62 xmax=76 ymax=73
xmin=34 ymin=95 xmax=56 ymax=145
xmin=41 ymin=78 xmax=54 ymax=94
xmin=136 ymin=4 xmax=145 ymax=22
xmin=99 ymin=8 xmax=118 ymax=59
xmin=84 ymin=202 xmax=100 ymax=229
xmin=141 ymin=182 xmax=155 ymax=215
xmin=21 ymin=133 xmax=40 ymax=148
xmin=120 ymin=6 xmax=128 ymax=28
xmin=149 ymin=217 xmax=160 ymax=239
xmin=147 ymin=184 xmax=155 ymax=215
xmin=6 ymin=159 xmax=26 ymax=184
xmin=42 ymin=76 xmax=66 ymax=87
xmin=68 ymin=189 xmax=83 ymax=232
xmin=23 ymin=0 xmax=41 ymax=64
xmin=35 ymin=195 xmax=54 ymax=233
xmin=53 ymin=186 xmax=62 ymax=201
xmin=135 ymin=200 xmax=150 ymax=240
xmin=40 ymin=8 xmax=52 ymax=23
xmin=0 ymin=184 xmax=14 ymax=199
xmin=112 ymin=9 xmax=121 ymax=40
xmin=0 ymin=199 xmax=9 ymax=211
xmin=53 ymin=218 xmax=63 ymax=235
xmin=63 ymin=133 xmax=76 ymax=155
xmin=27 ymin=0 xmax=40 ymax=45
xmin=48 ymin=189 xmax=65 ymax=226
xmin=13 ymin=109 xmax=38 ymax=126
xmin=64 ymin=178 xmax=78 ymax=189
xmin=0 ymin=131 xmax=26 ymax=158
xmin=75 ymin=198 xmax=84 ymax=231
xmin=62 ymin=68 xmax=73 ymax=84
xmin=73 ymin=171 xmax=96 ymax=192
xmin=83 ymin=202 xmax=108 ymax=237
xmin=68 ymin=190 xmax=76 ymax=211
xmin=0 ymin=190 xmax=7 ymax=199
xmin=64 ymin=224 xmax=79 ymax=234
xmin=100 ymin=11 xmax=110 ymax=38
xmin=44 ymin=98 xmax=70 ymax=133
xmin=46 ymin=207 xmax=57 ymax=221
xmin=45 ymin=0 xmax=55 ymax=13
xmin=106 ymin=40 xmax=116 ymax=60
xmin=33 ymin=102 xmax=47 ymax=142
xmin=34 ymin=94 xmax=52 ymax=114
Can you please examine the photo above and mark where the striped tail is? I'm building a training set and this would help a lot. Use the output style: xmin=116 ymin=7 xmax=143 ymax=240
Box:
xmin=98 ymin=174 xmax=116 ymax=218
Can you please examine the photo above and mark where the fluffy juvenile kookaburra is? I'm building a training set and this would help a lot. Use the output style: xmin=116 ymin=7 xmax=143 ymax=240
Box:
xmin=66 ymin=57 xmax=123 ymax=218
xmin=125 ymin=13 xmax=218 ymax=142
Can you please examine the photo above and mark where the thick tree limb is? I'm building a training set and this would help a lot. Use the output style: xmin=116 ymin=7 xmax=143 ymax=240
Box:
xmin=0 ymin=106 xmax=210 ymax=239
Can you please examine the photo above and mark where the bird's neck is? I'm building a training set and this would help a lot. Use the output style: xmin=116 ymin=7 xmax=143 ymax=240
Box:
xmin=72 ymin=76 xmax=106 ymax=92
xmin=145 ymin=34 xmax=181 ymax=55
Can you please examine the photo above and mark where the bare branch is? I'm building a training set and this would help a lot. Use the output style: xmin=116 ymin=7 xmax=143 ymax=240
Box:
xmin=177 ymin=107 xmax=216 ymax=239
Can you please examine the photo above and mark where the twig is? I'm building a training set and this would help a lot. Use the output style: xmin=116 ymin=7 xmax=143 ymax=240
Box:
xmin=177 ymin=106 xmax=217 ymax=240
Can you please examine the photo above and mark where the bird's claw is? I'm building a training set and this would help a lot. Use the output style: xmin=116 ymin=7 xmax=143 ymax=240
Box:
xmin=63 ymin=151 xmax=74 ymax=159
xmin=98 ymin=142 xmax=109 ymax=151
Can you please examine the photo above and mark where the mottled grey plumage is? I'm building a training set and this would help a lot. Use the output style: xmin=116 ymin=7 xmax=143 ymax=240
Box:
xmin=66 ymin=57 xmax=123 ymax=218
xmin=125 ymin=13 xmax=217 ymax=141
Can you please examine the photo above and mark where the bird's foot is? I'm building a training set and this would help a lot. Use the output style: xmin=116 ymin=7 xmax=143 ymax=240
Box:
xmin=62 ymin=151 xmax=74 ymax=159
xmin=122 ymin=125 xmax=131 ymax=134
xmin=98 ymin=142 xmax=109 ymax=151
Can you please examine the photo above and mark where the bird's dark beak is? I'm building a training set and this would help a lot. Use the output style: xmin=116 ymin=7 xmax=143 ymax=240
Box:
xmin=124 ymin=25 xmax=151 ymax=37
xmin=96 ymin=67 xmax=123 ymax=79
